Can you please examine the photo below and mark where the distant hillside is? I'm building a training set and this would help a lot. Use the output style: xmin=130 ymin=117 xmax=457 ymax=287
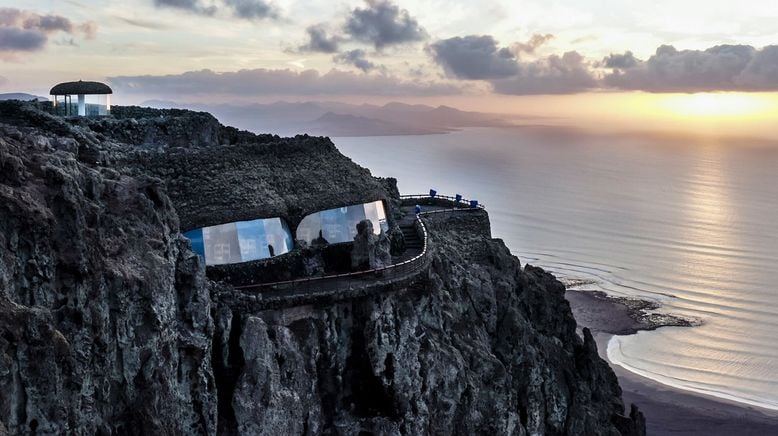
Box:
xmin=0 ymin=93 xmax=48 ymax=102
xmin=142 ymin=100 xmax=517 ymax=137
xmin=308 ymin=112 xmax=444 ymax=136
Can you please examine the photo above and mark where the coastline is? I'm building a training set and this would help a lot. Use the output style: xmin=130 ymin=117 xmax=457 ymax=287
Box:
xmin=566 ymin=289 xmax=778 ymax=435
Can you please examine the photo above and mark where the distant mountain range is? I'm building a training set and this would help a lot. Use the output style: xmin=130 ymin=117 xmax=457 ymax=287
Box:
xmin=141 ymin=100 xmax=520 ymax=137
xmin=0 ymin=93 xmax=48 ymax=102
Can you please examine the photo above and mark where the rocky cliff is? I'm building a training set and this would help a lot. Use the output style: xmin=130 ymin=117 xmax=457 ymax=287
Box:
xmin=0 ymin=101 xmax=644 ymax=435
xmin=0 ymin=102 xmax=214 ymax=435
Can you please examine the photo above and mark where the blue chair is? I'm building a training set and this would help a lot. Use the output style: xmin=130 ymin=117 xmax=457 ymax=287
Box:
xmin=429 ymin=189 xmax=437 ymax=198
xmin=469 ymin=200 xmax=479 ymax=209
xmin=455 ymin=194 xmax=462 ymax=203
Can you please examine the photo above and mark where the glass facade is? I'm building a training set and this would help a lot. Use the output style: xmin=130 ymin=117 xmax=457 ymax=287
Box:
xmin=51 ymin=94 xmax=110 ymax=117
xmin=296 ymin=200 xmax=388 ymax=246
xmin=184 ymin=217 xmax=293 ymax=266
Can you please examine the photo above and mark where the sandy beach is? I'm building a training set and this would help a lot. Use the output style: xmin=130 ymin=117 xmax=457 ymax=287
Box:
xmin=566 ymin=290 xmax=778 ymax=435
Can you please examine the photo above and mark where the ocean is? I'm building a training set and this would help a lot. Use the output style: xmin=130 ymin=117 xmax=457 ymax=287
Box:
xmin=334 ymin=126 xmax=778 ymax=411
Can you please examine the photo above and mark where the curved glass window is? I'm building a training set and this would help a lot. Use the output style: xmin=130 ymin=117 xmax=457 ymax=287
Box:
xmin=184 ymin=217 xmax=293 ymax=266
xmin=52 ymin=94 xmax=111 ymax=117
xmin=296 ymin=200 xmax=388 ymax=246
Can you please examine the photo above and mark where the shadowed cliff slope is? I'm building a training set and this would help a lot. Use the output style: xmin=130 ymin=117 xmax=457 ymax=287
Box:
xmin=0 ymin=101 xmax=644 ymax=435
xmin=0 ymin=102 xmax=214 ymax=434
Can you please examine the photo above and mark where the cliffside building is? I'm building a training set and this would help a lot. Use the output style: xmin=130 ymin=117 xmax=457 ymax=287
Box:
xmin=50 ymin=80 xmax=112 ymax=117
xmin=182 ymin=200 xmax=389 ymax=266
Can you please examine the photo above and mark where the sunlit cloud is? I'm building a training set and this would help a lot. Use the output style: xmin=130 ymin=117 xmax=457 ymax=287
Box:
xmin=604 ymin=45 xmax=778 ymax=92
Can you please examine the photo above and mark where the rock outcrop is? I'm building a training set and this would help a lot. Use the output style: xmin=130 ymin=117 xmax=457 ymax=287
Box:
xmin=351 ymin=219 xmax=392 ymax=270
xmin=0 ymin=101 xmax=644 ymax=435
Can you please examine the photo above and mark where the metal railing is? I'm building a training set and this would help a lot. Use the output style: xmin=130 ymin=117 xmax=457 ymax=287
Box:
xmin=230 ymin=194 xmax=486 ymax=296
xmin=234 ymin=217 xmax=429 ymax=292
xmin=399 ymin=194 xmax=486 ymax=209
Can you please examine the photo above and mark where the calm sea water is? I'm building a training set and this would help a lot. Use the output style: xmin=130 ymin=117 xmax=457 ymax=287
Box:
xmin=335 ymin=127 xmax=778 ymax=410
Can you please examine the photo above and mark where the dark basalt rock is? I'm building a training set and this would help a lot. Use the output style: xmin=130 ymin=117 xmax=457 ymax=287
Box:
xmin=0 ymin=101 xmax=645 ymax=435
xmin=351 ymin=219 xmax=392 ymax=270
xmin=0 ymin=107 xmax=215 ymax=434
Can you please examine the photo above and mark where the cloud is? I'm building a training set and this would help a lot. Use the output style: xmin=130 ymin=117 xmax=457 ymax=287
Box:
xmin=737 ymin=45 xmax=778 ymax=90
xmin=0 ymin=8 xmax=96 ymax=55
xmin=333 ymin=49 xmax=378 ymax=72
xmin=429 ymin=35 xmax=596 ymax=95
xmin=601 ymin=51 xmax=639 ymax=69
xmin=153 ymin=0 xmax=216 ymax=15
xmin=428 ymin=35 xmax=518 ymax=80
xmin=152 ymin=0 xmax=277 ymax=20
xmin=108 ymin=68 xmax=461 ymax=97
xmin=115 ymin=16 xmax=173 ymax=30
xmin=298 ymin=24 xmax=342 ymax=53
xmin=78 ymin=22 xmax=97 ymax=39
xmin=0 ymin=27 xmax=47 ymax=51
xmin=223 ymin=0 xmax=277 ymax=19
xmin=603 ymin=44 xmax=778 ymax=92
xmin=428 ymin=34 xmax=778 ymax=94
xmin=344 ymin=0 xmax=427 ymax=49
xmin=491 ymin=51 xmax=597 ymax=95
xmin=510 ymin=33 xmax=554 ymax=56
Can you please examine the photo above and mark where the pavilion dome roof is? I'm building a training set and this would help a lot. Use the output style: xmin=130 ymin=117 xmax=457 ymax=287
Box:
xmin=50 ymin=80 xmax=113 ymax=95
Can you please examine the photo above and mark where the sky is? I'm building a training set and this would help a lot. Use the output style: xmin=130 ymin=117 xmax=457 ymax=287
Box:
xmin=2 ymin=0 xmax=778 ymax=138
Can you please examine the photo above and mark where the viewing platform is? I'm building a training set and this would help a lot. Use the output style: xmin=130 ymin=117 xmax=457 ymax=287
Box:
xmin=214 ymin=194 xmax=486 ymax=310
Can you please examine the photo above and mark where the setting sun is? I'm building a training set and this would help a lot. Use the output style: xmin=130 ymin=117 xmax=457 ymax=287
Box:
xmin=656 ymin=93 xmax=778 ymax=120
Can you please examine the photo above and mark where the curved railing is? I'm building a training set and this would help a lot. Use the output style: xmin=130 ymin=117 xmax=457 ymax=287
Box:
xmin=230 ymin=194 xmax=485 ymax=295
xmin=234 ymin=216 xmax=430 ymax=292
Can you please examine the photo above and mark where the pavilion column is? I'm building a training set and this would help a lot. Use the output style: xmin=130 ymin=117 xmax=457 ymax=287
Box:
xmin=78 ymin=94 xmax=86 ymax=116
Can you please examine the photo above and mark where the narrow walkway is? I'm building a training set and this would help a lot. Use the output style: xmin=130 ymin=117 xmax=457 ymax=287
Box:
xmin=390 ymin=206 xmax=428 ymax=264
xmin=218 ymin=195 xmax=485 ymax=309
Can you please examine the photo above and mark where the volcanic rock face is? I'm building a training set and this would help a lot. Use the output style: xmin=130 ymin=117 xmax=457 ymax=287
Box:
xmin=0 ymin=103 xmax=215 ymax=435
xmin=224 ymin=211 xmax=643 ymax=435
xmin=0 ymin=101 xmax=644 ymax=435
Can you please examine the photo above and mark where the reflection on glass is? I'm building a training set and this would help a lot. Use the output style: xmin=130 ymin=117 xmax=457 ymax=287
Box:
xmin=296 ymin=200 xmax=388 ymax=246
xmin=52 ymin=94 xmax=111 ymax=116
xmin=183 ymin=217 xmax=293 ymax=266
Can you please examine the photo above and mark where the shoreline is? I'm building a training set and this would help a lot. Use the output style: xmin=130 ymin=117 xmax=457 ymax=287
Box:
xmin=566 ymin=289 xmax=778 ymax=435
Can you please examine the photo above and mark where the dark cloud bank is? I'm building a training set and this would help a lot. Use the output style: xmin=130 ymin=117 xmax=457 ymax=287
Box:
xmin=109 ymin=42 xmax=778 ymax=99
xmin=429 ymin=34 xmax=595 ymax=95
xmin=604 ymin=44 xmax=778 ymax=92
xmin=109 ymin=68 xmax=459 ymax=97
xmin=429 ymin=35 xmax=778 ymax=94
xmin=0 ymin=7 xmax=95 ymax=54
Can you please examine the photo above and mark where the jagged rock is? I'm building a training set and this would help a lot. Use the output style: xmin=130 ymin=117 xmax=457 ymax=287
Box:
xmin=351 ymin=219 xmax=392 ymax=270
xmin=0 ymin=107 xmax=216 ymax=435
